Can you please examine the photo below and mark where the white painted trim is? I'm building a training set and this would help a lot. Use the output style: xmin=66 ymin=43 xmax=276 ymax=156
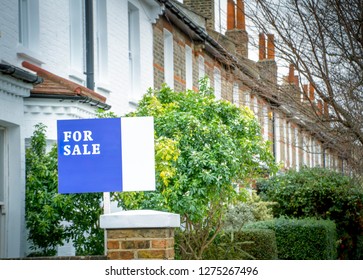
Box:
xmin=100 ymin=210 xmax=180 ymax=229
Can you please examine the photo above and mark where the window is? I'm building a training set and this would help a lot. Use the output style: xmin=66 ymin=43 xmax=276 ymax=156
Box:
xmin=325 ymin=150 xmax=331 ymax=168
xmin=213 ymin=67 xmax=221 ymax=100
xmin=263 ymin=106 xmax=269 ymax=141
xmin=96 ymin=0 xmax=108 ymax=82
xmin=274 ymin=113 xmax=281 ymax=163
xmin=282 ymin=120 xmax=287 ymax=167
xmin=129 ymin=2 xmax=141 ymax=98
xmin=185 ymin=45 xmax=193 ymax=90
xmin=288 ymin=122 xmax=293 ymax=168
xmin=244 ymin=91 xmax=251 ymax=108
xmin=198 ymin=55 xmax=205 ymax=81
xmin=163 ymin=29 xmax=174 ymax=89
xmin=253 ymin=95 xmax=259 ymax=115
xmin=282 ymin=120 xmax=289 ymax=167
xmin=185 ymin=45 xmax=193 ymax=89
xmin=19 ymin=0 xmax=40 ymax=51
xmin=295 ymin=128 xmax=299 ymax=170
xmin=302 ymin=135 xmax=306 ymax=166
xmin=316 ymin=142 xmax=321 ymax=166
xmin=214 ymin=0 xmax=226 ymax=33
xmin=233 ymin=83 xmax=239 ymax=106
xmin=70 ymin=0 xmax=85 ymax=74
xmin=310 ymin=138 xmax=315 ymax=167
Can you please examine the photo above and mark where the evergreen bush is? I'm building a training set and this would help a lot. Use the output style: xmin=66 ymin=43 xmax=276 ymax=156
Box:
xmin=257 ymin=167 xmax=363 ymax=259
xmin=244 ymin=217 xmax=337 ymax=260
xmin=202 ymin=229 xmax=277 ymax=260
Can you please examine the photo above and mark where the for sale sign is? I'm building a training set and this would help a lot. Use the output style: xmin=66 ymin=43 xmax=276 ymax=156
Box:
xmin=57 ymin=117 xmax=155 ymax=194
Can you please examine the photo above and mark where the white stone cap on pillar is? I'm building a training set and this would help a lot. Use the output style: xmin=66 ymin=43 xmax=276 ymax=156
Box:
xmin=100 ymin=210 xmax=180 ymax=229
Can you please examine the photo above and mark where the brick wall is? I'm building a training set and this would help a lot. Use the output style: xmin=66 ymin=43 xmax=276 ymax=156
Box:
xmin=106 ymin=228 xmax=175 ymax=260
xmin=153 ymin=15 xmax=235 ymax=101
xmin=183 ymin=0 xmax=214 ymax=30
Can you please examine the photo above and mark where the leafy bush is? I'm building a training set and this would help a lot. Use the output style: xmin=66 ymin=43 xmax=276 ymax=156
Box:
xmin=244 ymin=217 xmax=337 ymax=259
xmin=202 ymin=229 xmax=277 ymax=260
xmin=257 ymin=167 xmax=363 ymax=259
xmin=26 ymin=124 xmax=104 ymax=256
xmin=114 ymin=80 xmax=277 ymax=259
xmin=224 ymin=191 xmax=276 ymax=232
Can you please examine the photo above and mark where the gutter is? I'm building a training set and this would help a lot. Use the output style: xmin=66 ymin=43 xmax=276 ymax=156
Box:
xmin=0 ymin=63 xmax=43 ymax=84
xmin=28 ymin=93 xmax=111 ymax=110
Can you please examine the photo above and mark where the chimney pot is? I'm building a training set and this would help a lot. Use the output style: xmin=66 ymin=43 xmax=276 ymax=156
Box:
xmin=227 ymin=0 xmax=236 ymax=30
xmin=317 ymin=100 xmax=323 ymax=115
xmin=267 ymin=34 xmax=275 ymax=60
xmin=303 ymin=84 xmax=309 ymax=101
xmin=288 ymin=64 xmax=294 ymax=84
xmin=259 ymin=33 xmax=266 ymax=60
xmin=309 ymin=83 xmax=315 ymax=101
xmin=236 ymin=0 xmax=246 ymax=30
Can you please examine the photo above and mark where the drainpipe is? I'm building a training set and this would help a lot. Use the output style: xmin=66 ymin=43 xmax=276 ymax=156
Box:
xmin=85 ymin=0 xmax=94 ymax=90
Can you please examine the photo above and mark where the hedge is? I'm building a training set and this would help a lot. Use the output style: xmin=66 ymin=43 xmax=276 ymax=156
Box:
xmin=256 ymin=167 xmax=363 ymax=259
xmin=244 ymin=217 xmax=337 ymax=260
xmin=203 ymin=229 xmax=278 ymax=260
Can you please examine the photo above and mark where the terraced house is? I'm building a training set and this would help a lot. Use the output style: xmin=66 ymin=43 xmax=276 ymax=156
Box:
xmin=0 ymin=0 xmax=351 ymax=258
xmin=153 ymin=0 xmax=348 ymax=173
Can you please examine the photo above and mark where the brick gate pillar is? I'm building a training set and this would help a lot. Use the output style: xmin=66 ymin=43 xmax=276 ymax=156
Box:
xmin=100 ymin=210 xmax=180 ymax=260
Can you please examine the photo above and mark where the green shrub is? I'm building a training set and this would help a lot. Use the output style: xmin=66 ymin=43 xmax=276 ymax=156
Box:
xmin=245 ymin=217 xmax=337 ymax=259
xmin=26 ymin=124 xmax=104 ymax=256
xmin=224 ymin=191 xmax=277 ymax=232
xmin=202 ymin=229 xmax=278 ymax=260
xmin=257 ymin=167 xmax=363 ymax=259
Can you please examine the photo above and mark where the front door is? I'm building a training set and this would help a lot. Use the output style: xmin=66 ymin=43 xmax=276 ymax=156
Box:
xmin=0 ymin=127 xmax=6 ymax=258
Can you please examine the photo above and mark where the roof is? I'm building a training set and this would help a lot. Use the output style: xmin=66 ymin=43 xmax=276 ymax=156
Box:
xmin=22 ymin=61 xmax=108 ymax=106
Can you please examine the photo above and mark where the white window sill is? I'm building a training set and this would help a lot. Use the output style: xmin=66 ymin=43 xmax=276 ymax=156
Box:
xmin=17 ymin=45 xmax=44 ymax=65
xmin=95 ymin=82 xmax=111 ymax=94
xmin=68 ymin=69 xmax=86 ymax=86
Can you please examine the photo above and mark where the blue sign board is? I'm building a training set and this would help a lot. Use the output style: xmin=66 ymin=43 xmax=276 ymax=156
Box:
xmin=57 ymin=118 xmax=122 ymax=193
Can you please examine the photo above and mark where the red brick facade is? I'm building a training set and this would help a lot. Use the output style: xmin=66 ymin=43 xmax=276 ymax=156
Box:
xmin=153 ymin=0 xmax=345 ymax=173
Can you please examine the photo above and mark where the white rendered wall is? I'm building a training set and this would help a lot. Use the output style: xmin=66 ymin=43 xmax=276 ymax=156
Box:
xmin=0 ymin=0 xmax=160 ymax=257
xmin=0 ymin=75 xmax=33 ymax=258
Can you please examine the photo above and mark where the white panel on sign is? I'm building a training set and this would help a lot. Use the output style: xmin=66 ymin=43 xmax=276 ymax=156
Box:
xmin=121 ymin=117 xmax=155 ymax=191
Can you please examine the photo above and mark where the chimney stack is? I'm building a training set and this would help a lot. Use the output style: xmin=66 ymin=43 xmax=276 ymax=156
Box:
xmin=227 ymin=0 xmax=235 ymax=30
xmin=225 ymin=0 xmax=248 ymax=58
xmin=183 ymin=0 xmax=215 ymax=30
xmin=236 ymin=0 xmax=246 ymax=30
xmin=259 ymin=33 xmax=266 ymax=60
xmin=267 ymin=34 xmax=275 ymax=60
xmin=294 ymin=75 xmax=299 ymax=87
